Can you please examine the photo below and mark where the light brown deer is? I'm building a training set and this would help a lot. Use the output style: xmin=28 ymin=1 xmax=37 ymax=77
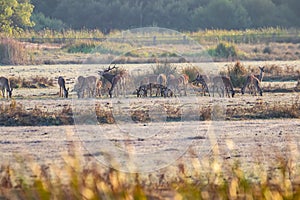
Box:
xmin=0 ymin=77 xmax=13 ymax=98
xmin=167 ymin=74 xmax=189 ymax=96
xmin=241 ymin=75 xmax=263 ymax=96
xmin=74 ymin=76 xmax=102 ymax=98
xmin=58 ymin=76 xmax=69 ymax=98
xmin=242 ymin=66 xmax=264 ymax=96
xmin=212 ymin=76 xmax=235 ymax=98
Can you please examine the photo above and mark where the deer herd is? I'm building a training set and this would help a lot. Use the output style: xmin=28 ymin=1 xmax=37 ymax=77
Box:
xmin=0 ymin=65 xmax=266 ymax=99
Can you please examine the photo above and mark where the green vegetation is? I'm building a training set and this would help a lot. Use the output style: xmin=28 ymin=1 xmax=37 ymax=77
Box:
xmin=0 ymin=0 xmax=34 ymax=34
xmin=30 ymin=0 xmax=300 ymax=32
xmin=208 ymin=42 xmax=239 ymax=59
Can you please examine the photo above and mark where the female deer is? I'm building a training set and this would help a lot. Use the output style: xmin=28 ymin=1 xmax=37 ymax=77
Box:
xmin=0 ymin=77 xmax=13 ymax=98
xmin=58 ymin=76 xmax=69 ymax=98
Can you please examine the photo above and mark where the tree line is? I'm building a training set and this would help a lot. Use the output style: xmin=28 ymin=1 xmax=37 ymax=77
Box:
xmin=1 ymin=0 xmax=300 ymax=34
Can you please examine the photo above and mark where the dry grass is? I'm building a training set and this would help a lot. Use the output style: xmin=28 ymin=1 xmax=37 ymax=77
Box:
xmin=1 ymin=140 xmax=300 ymax=199
xmin=0 ymin=100 xmax=73 ymax=126
xmin=9 ymin=76 xmax=54 ymax=89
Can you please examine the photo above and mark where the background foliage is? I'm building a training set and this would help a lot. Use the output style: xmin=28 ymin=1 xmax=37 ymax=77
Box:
xmin=29 ymin=0 xmax=300 ymax=32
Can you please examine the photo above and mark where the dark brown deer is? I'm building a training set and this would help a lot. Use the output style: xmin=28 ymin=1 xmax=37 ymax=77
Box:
xmin=0 ymin=77 xmax=13 ymax=98
xmin=191 ymin=73 xmax=210 ymax=96
xmin=58 ymin=76 xmax=69 ymax=98
xmin=98 ymin=65 xmax=120 ymax=98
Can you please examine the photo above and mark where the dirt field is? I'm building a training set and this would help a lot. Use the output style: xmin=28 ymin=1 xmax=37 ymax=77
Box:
xmin=0 ymin=62 xmax=300 ymax=175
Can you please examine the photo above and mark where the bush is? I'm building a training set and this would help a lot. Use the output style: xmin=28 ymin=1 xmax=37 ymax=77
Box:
xmin=209 ymin=42 xmax=238 ymax=58
xmin=0 ymin=38 xmax=29 ymax=65
xmin=182 ymin=66 xmax=201 ymax=82
xmin=227 ymin=61 xmax=248 ymax=88
xmin=31 ymin=12 xmax=67 ymax=31
xmin=151 ymin=62 xmax=177 ymax=76
xmin=263 ymin=46 xmax=272 ymax=54
xmin=65 ymin=41 xmax=96 ymax=53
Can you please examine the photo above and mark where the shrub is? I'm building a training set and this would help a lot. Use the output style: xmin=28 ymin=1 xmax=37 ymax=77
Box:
xmin=263 ymin=46 xmax=272 ymax=54
xmin=209 ymin=42 xmax=238 ymax=58
xmin=226 ymin=61 xmax=248 ymax=88
xmin=65 ymin=41 xmax=96 ymax=53
xmin=182 ymin=66 xmax=201 ymax=82
xmin=151 ymin=62 xmax=177 ymax=76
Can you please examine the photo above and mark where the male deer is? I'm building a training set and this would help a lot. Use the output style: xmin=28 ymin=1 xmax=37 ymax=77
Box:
xmin=98 ymin=65 xmax=122 ymax=98
xmin=212 ymin=76 xmax=235 ymax=98
xmin=58 ymin=76 xmax=69 ymax=98
xmin=191 ymin=73 xmax=210 ymax=96
xmin=0 ymin=77 xmax=13 ymax=98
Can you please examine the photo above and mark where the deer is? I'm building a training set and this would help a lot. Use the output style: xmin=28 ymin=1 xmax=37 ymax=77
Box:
xmin=138 ymin=74 xmax=158 ymax=97
xmin=98 ymin=65 xmax=122 ymax=98
xmin=96 ymin=78 xmax=103 ymax=97
xmin=241 ymin=66 xmax=265 ymax=96
xmin=114 ymin=69 xmax=128 ymax=97
xmin=191 ymin=73 xmax=210 ymax=96
xmin=212 ymin=76 xmax=235 ymax=98
xmin=167 ymin=74 xmax=189 ymax=96
xmin=73 ymin=76 xmax=102 ymax=98
xmin=136 ymin=83 xmax=173 ymax=98
xmin=73 ymin=76 xmax=85 ymax=98
xmin=241 ymin=75 xmax=263 ymax=96
xmin=0 ymin=77 xmax=13 ymax=98
xmin=58 ymin=76 xmax=69 ymax=98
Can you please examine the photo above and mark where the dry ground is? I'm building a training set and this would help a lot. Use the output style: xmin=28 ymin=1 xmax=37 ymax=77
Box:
xmin=0 ymin=62 xmax=299 ymax=176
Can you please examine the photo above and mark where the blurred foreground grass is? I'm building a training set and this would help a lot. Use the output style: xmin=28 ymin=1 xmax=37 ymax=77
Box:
xmin=1 ymin=130 xmax=300 ymax=200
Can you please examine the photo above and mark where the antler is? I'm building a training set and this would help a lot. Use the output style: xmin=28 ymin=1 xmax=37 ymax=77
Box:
xmin=104 ymin=64 xmax=117 ymax=73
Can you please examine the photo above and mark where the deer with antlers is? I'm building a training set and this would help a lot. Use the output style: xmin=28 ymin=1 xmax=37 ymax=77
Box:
xmin=191 ymin=73 xmax=210 ymax=96
xmin=98 ymin=65 xmax=121 ymax=98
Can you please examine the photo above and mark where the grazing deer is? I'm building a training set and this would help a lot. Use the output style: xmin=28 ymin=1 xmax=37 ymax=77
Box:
xmin=58 ymin=76 xmax=69 ymax=98
xmin=74 ymin=76 xmax=85 ymax=98
xmin=98 ymin=65 xmax=122 ymax=98
xmin=84 ymin=76 xmax=98 ymax=98
xmin=212 ymin=76 xmax=235 ymax=98
xmin=167 ymin=74 xmax=189 ymax=96
xmin=242 ymin=66 xmax=265 ymax=96
xmin=192 ymin=73 xmax=210 ymax=96
xmin=139 ymin=74 xmax=158 ymax=97
xmin=136 ymin=83 xmax=173 ymax=98
xmin=0 ymin=77 xmax=13 ymax=98
xmin=74 ymin=76 xmax=102 ymax=98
